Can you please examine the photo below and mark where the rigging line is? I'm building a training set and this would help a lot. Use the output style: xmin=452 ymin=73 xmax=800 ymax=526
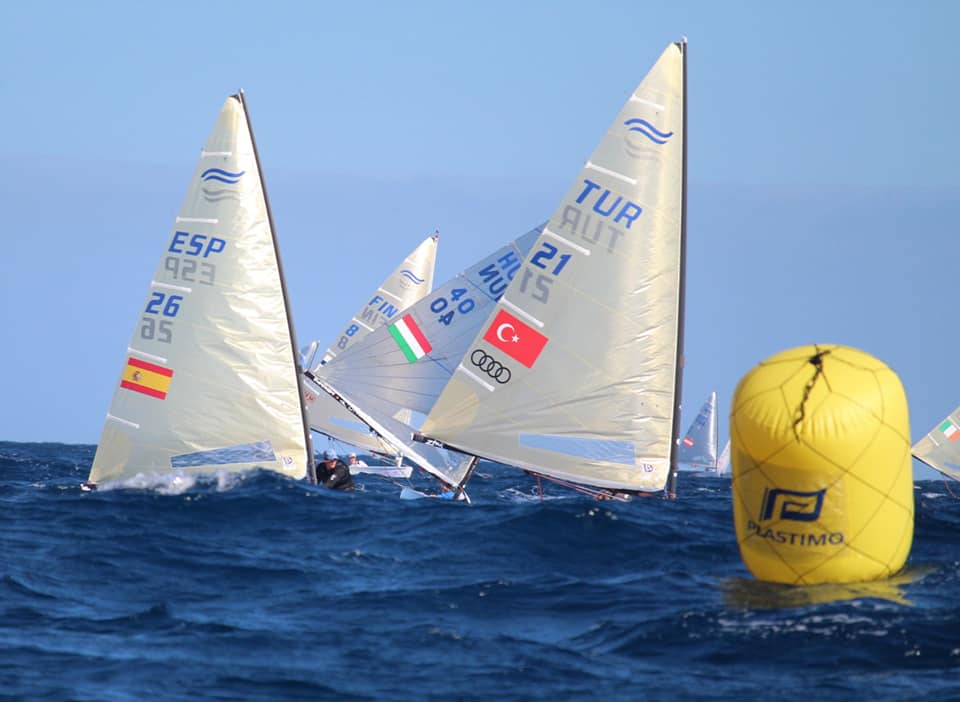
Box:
xmin=524 ymin=470 xmax=647 ymax=502
xmin=943 ymin=476 xmax=959 ymax=500
xmin=459 ymin=268 xmax=503 ymax=303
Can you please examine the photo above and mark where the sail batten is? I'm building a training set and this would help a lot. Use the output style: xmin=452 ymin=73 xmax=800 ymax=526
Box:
xmin=585 ymin=161 xmax=637 ymax=185
xmin=176 ymin=217 xmax=218 ymax=224
xmin=106 ymin=414 xmax=140 ymax=429
xmin=377 ymin=288 xmax=403 ymax=301
xmin=543 ymin=227 xmax=591 ymax=255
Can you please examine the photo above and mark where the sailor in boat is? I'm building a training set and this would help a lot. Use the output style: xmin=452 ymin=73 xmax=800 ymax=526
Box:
xmin=347 ymin=452 xmax=368 ymax=474
xmin=438 ymin=480 xmax=457 ymax=500
xmin=316 ymin=449 xmax=354 ymax=491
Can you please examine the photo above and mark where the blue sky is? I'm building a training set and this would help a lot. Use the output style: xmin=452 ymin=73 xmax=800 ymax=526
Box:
xmin=2 ymin=1 xmax=958 ymax=480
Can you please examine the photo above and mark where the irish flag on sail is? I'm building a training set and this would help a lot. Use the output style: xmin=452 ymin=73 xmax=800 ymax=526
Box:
xmin=388 ymin=314 xmax=432 ymax=363
xmin=940 ymin=419 xmax=960 ymax=442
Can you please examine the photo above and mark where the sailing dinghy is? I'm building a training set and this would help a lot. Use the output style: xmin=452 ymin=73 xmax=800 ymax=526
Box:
xmin=715 ymin=440 xmax=731 ymax=478
xmin=301 ymin=232 xmax=439 ymax=370
xmin=302 ymin=233 xmax=439 ymax=476
xmin=415 ymin=39 xmax=688 ymax=500
xmin=912 ymin=408 xmax=960 ymax=482
xmin=86 ymin=92 xmax=313 ymax=488
xmin=678 ymin=391 xmax=719 ymax=473
xmin=305 ymin=225 xmax=543 ymax=499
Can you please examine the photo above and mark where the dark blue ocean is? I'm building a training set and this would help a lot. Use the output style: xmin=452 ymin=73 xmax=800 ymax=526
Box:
xmin=3 ymin=441 xmax=959 ymax=701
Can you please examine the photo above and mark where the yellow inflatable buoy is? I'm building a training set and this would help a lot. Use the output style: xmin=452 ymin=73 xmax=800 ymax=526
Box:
xmin=730 ymin=344 xmax=914 ymax=585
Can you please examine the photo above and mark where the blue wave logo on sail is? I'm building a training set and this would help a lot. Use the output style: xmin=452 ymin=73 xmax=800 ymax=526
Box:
xmin=202 ymin=168 xmax=245 ymax=184
xmin=201 ymin=167 xmax=246 ymax=202
xmin=623 ymin=118 xmax=673 ymax=160
xmin=624 ymin=119 xmax=673 ymax=145
xmin=398 ymin=269 xmax=425 ymax=289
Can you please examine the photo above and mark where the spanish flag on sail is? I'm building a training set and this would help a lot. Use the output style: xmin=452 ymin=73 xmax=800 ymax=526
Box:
xmin=121 ymin=357 xmax=174 ymax=399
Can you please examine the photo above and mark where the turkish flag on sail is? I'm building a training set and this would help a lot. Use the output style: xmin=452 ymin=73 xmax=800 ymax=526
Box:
xmin=483 ymin=309 xmax=549 ymax=369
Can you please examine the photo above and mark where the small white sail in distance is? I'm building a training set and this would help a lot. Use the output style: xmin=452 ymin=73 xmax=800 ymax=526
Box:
xmin=912 ymin=409 xmax=960 ymax=482
xmin=301 ymin=232 xmax=439 ymax=460
xmin=678 ymin=391 xmax=719 ymax=472
xmin=87 ymin=92 xmax=312 ymax=486
xmin=715 ymin=439 xmax=731 ymax=477
xmin=417 ymin=40 xmax=688 ymax=495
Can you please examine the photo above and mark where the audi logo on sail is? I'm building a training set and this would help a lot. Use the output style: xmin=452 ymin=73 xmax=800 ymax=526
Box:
xmin=471 ymin=349 xmax=512 ymax=383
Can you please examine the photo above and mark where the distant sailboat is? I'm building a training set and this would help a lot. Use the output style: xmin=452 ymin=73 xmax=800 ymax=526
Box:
xmin=301 ymin=233 xmax=439 ymax=476
xmin=301 ymin=232 xmax=439 ymax=370
xmin=86 ymin=92 xmax=313 ymax=487
xmin=305 ymin=225 xmax=543 ymax=498
xmin=678 ymin=391 xmax=719 ymax=473
xmin=912 ymin=408 xmax=960 ymax=482
xmin=415 ymin=39 xmax=688 ymax=500
xmin=715 ymin=439 xmax=731 ymax=477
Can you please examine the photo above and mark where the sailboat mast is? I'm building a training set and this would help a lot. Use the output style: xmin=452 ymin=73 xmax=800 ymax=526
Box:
xmin=236 ymin=90 xmax=316 ymax=483
xmin=666 ymin=37 xmax=688 ymax=499
xmin=454 ymin=456 xmax=480 ymax=495
xmin=710 ymin=392 xmax=720 ymax=473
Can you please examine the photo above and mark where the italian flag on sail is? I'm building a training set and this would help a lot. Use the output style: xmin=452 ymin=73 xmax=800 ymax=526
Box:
xmin=940 ymin=419 xmax=960 ymax=442
xmin=388 ymin=314 xmax=432 ymax=363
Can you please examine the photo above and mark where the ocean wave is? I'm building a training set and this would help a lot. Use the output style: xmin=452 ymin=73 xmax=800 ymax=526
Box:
xmin=2 ymin=442 xmax=959 ymax=700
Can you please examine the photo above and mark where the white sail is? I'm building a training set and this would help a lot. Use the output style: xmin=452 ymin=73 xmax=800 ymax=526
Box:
xmin=678 ymin=391 xmax=719 ymax=471
xmin=319 ymin=227 xmax=542 ymax=415
xmin=715 ymin=440 xmax=731 ymax=477
xmin=302 ymin=233 xmax=439 ymax=459
xmin=303 ymin=232 xmax=439 ymax=369
xmin=911 ymin=409 xmax=960 ymax=482
xmin=419 ymin=40 xmax=687 ymax=494
xmin=88 ymin=93 xmax=311 ymax=485
xmin=312 ymin=226 xmax=543 ymax=488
